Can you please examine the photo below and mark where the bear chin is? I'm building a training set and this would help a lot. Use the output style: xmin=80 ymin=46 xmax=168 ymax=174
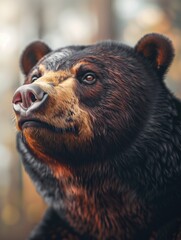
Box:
xmin=22 ymin=126 xmax=77 ymax=155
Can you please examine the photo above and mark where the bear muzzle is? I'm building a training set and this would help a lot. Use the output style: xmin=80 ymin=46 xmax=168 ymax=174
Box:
xmin=12 ymin=84 xmax=48 ymax=114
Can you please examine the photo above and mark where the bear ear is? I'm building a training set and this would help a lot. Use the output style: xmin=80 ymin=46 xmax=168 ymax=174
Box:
xmin=135 ymin=33 xmax=174 ymax=77
xmin=20 ymin=41 xmax=51 ymax=75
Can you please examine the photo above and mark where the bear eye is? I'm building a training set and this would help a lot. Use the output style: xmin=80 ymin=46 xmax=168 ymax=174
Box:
xmin=82 ymin=73 xmax=96 ymax=85
xmin=31 ymin=74 xmax=40 ymax=82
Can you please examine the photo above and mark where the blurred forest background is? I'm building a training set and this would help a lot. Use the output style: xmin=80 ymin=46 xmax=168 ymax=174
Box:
xmin=0 ymin=0 xmax=181 ymax=239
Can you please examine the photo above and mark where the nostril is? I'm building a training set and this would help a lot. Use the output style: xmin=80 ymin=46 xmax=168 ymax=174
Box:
xmin=13 ymin=92 xmax=22 ymax=105
xmin=28 ymin=91 xmax=37 ymax=103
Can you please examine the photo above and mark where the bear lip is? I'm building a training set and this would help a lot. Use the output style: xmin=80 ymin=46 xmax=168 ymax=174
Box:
xmin=19 ymin=118 xmax=79 ymax=134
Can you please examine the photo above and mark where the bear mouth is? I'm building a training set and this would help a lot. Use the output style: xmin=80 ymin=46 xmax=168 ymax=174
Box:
xmin=19 ymin=119 xmax=79 ymax=134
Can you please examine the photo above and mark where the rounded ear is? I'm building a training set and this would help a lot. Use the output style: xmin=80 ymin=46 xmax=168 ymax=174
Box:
xmin=20 ymin=41 xmax=51 ymax=75
xmin=135 ymin=33 xmax=174 ymax=77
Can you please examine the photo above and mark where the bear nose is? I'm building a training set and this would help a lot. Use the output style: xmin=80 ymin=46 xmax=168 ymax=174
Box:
xmin=12 ymin=84 xmax=48 ymax=115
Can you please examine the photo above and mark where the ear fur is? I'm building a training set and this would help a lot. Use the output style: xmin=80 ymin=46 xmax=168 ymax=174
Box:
xmin=20 ymin=41 xmax=51 ymax=75
xmin=135 ymin=33 xmax=174 ymax=77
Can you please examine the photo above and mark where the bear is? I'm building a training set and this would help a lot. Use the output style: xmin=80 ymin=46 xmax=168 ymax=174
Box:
xmin=12 ymin=33 xmax=181 ymax=240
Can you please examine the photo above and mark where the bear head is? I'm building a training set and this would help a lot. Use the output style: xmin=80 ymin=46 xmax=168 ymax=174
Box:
xmin=13 ymin=33 xmax=174 ymax=172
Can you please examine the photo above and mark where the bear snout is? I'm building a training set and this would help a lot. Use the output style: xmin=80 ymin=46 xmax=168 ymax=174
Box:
xmin=12 ymin=84 xmax=48 ymax=116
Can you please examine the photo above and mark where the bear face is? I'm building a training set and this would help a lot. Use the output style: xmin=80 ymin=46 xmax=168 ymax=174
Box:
xmin=13 ymin=34 xmax=181 ymax=239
